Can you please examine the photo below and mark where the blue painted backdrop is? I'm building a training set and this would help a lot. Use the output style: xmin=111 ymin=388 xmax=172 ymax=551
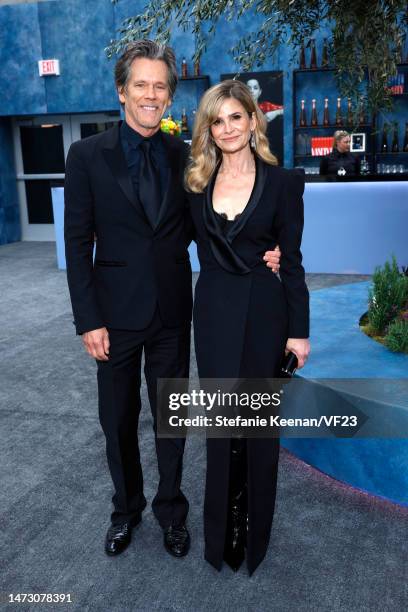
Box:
xmin=0 ymin=0 xmax=329 ymax=164
xmin=0 ymin=1 xmax=406 ymax=244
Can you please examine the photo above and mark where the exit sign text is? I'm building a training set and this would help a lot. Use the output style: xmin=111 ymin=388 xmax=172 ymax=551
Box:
xmin=38 ymin=59 xmax=60 ymax=76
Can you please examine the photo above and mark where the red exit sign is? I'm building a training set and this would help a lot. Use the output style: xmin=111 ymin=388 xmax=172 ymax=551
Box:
xmin=38 ymin=59 xmax=60 ymax=76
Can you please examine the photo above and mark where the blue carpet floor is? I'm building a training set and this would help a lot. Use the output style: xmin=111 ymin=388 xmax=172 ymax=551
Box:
xmin=301 ymin=281 xmax=408 ymax=378
xmin=283 ymin=281 xmax=408 ymax=506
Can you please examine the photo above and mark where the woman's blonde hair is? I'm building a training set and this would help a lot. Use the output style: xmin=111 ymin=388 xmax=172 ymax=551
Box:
xmin=185 ymin=79 xmax=278 ymax=193
xmin=333 ymin=130 xmax=350 ymax=151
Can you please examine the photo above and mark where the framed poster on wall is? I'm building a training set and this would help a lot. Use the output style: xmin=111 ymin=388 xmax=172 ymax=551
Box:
xmin=221 ymin=71 xmax=284 ymax=165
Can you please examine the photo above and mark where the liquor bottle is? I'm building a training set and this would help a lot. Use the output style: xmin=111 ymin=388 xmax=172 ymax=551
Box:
xmin=191 ymin=108 xmax=197 ymax=134
xmin=181 ymin=57 xmax=188 ymax=77
xmin=391 ymin=123 xmax=399 ymax=152
xmin=381 ymin=128 xmax=388 ymax=153
xmin=358 ymin=97 xmax=367 ymax=125
xmin=346 ymin=98 xmax=353 ymax=125
xmin=309 ymin=39 xmax=317 ymax=69
xmin=403 ymin=122 xmax=408 ymax=152
xmin=360 ymin=155 xmax=369 ymax=175
xmin=323 ymin=98 xmax=330 ymax=126
xmin=311 ymin=99 xmax=318 ymax=126
xmin=299 ymin=43 xmax=306 ymax=70
xmin=194 ymin=57 xmax=200 ymax=76
xmin=335 ymin=97 xmax=342 ymax=126
xmin=321 ymin=38 xmax=329 ymax=67
xmin=299 ymin=99 xmax=307 ymax=126
xmin=181 ymin=108 xmax=189 ymax=132
xmin=399 ymin=73 xmax=405 ymax=94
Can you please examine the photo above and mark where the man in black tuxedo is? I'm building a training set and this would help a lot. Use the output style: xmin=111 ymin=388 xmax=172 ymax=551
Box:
xmin=64 ymin=40 xmax=193 ymax=558
xmin=64 ymin=39 xmax=281 ymax=559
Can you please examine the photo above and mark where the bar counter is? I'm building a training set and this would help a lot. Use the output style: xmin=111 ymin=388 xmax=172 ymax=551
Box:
xmin=301 ymin=178 xmax=407 ymax=274
xmin=304 ymin=173 xmax=408 ymax=182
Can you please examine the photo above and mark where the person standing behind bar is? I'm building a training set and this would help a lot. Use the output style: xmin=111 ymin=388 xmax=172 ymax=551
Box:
xmin=320 ymin=130 xmax=361 ymax=176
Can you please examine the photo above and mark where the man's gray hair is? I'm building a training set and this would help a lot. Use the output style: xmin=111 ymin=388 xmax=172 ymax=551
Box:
xmin=114 ymin=39 xmax=178 ymax=99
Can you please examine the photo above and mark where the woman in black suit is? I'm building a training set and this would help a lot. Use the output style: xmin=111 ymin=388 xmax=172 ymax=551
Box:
xmin=185 ymin=80 xmax=310 ymax=575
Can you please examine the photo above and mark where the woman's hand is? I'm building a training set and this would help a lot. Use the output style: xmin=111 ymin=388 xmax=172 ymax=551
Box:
xmin=285 ymin=338 xmax=310 ymax=369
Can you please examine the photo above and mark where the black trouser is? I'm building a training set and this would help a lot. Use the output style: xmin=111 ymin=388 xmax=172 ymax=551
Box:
xmin=96 ymin=308 xmax=190 ymax=528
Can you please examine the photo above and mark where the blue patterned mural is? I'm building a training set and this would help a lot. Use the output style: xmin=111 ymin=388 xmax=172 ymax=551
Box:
xmin=0 ymin=3 xmax=46 ymax=116
xmin=0 ymin=0 xmax=335 ymax=164
xmin=37 ymin=0 xmax=118 ymax=113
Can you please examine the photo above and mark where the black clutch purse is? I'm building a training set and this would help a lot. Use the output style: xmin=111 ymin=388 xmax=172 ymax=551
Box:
xmin=280 ymin=351 xmax=298 ymax=378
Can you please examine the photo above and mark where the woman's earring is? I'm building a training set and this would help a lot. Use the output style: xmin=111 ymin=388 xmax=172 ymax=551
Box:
xmin=250 ymin=131 xmax=256 ymax=149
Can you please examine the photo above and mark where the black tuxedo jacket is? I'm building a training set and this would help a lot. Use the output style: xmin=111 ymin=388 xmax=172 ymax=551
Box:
xmin=64 ymin=123 xmax=192 ymax=334
xmin=188 ymin=160 xmax=309 ymax=339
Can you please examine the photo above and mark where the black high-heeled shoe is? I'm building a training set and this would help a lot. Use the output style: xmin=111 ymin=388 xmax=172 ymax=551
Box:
xmin=223 ymin=438 xmax=248 ymax=571
xmin=223 ymin=487 xmax=247 ymax=571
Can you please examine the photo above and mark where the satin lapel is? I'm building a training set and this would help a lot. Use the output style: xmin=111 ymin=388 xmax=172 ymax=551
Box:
xmin=225 ymin=155 xmax=267 ymax=243
xmin=102 ymin=125 xmax=137 ymax=208
xmin=203 ymin=164 xmax=251 ymax=274
xmin=203 ymin=164 xmax=222 ymax=244
xmin=155 ymin=135 xmax=180 ymax=230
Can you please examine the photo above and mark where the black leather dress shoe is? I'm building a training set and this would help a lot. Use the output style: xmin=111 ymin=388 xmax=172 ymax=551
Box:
xmin=105 ymin=522 xmax=133 ymax=556
xmin=163 ymin=524 xmax=190 ymax=558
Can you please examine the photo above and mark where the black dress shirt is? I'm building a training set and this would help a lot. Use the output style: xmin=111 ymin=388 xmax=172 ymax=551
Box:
xmin=120 ymin=120 xmax=168 ymax=196
xmin=319 ymin=149 xmax=361 ymax=176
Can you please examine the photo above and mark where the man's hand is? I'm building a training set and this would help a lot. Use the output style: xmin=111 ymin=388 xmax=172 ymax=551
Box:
xmin=263 ymin=245 xmax=281 ymax=273
xmin=285 ymin=338 xmax=310 ymax=369
xmin=82 ymin=327 xmax=110 ymax=361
